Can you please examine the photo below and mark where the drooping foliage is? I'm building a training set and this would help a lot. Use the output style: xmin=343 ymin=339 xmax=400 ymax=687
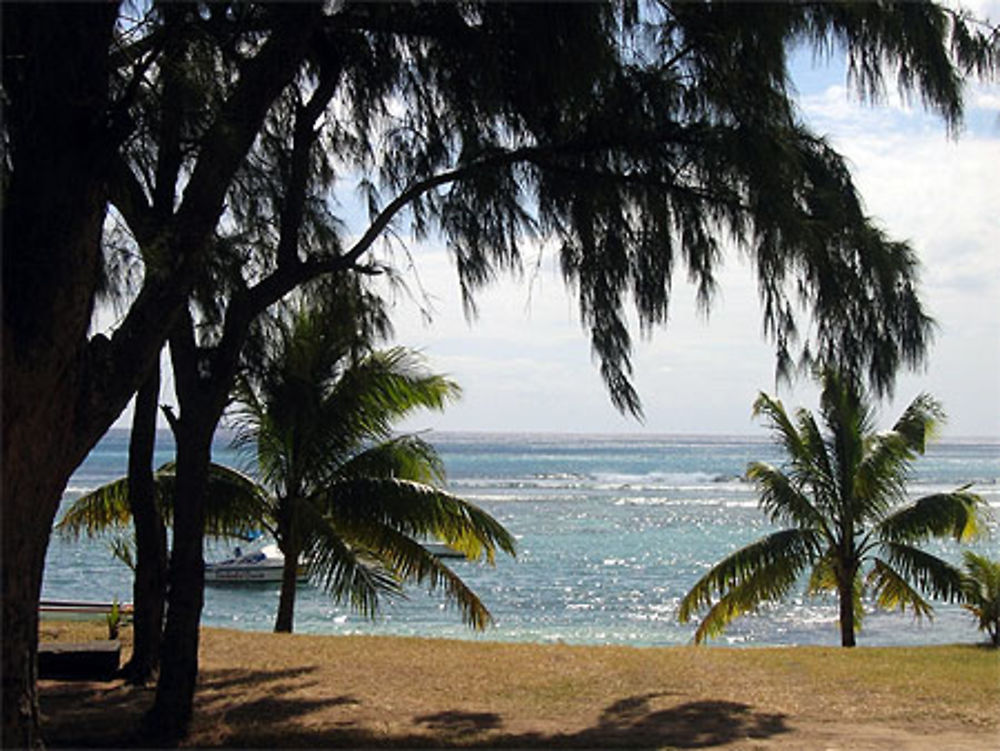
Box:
xmin=678 ymin=369 xmax=989 ymax=646
xmin=56 ymin=461 xmax=270 ymax=546
xmin=102 ymin=2 xmax=998 ymax=414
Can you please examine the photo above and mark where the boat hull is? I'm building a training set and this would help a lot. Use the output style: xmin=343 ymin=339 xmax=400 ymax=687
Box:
xmin=205 ymin=544 xmax=308 ymax=584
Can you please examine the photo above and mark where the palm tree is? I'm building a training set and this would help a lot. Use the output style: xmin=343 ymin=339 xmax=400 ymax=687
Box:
xmin=960 ymin=551 xmax=1000 ymax=647
xmin=227 ymin=309 xmax=516 ymax=631
xmin=678 ymin=369 xmax=987 ymax=647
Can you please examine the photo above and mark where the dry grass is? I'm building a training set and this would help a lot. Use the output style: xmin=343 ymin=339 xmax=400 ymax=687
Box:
xmin=39 ymin=625 xmax=1000 ymax=749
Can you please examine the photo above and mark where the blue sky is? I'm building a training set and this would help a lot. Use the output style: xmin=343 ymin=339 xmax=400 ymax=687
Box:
xmin=115 ymin=3 xmax=1000 ymax=438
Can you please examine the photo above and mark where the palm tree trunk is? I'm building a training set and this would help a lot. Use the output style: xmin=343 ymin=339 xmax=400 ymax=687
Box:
xmin=123 ymin=365 xmax=168 ymax=684
xmin=838 ymin=572 xmax=857 ymax=648
xmin=275 ymin=544 xmax=301 ymax=633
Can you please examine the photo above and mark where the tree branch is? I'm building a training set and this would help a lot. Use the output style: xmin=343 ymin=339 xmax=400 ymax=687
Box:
xmin=277 ymin=60 xmax=342 ymax=271
xmin=84 ymin=7 xmax=320 ymax=434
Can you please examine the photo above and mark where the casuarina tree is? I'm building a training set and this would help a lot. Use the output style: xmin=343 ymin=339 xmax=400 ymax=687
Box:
xmin=4 ymin=2 xmax=998 ymax=745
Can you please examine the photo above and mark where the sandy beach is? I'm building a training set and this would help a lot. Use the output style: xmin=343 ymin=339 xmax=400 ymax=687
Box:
xmin=38 ymin=624 xmax=999 ymax=749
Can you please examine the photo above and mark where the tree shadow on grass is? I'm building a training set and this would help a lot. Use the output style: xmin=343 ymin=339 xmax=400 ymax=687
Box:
xmin=573 ymin=692 xmax=789 ymax=748
xmin=218 ymin=690 xmax=789 ymax=749
xmin=40 ymin=679 xmax=155 ymax=748
xmin=222 ymin=694 xmax=360 ymax=727
xmin=40 ymin=667 xmax=357 ymax=749
xmin=198 ymin=665 xmax=321 ymax=692
xmin=42 ymin=675 xmax=789 ymax=749
xmin=414 ymin=710 xmax=503 ymax=736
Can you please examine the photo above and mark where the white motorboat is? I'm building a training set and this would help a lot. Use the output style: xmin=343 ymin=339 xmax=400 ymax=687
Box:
xmin=205 ymin=544 xmax=308 ymax=584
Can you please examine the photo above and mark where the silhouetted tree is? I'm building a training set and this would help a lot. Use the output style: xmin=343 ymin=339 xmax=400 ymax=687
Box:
xmin=4 ymin=2 xmax=997 ymax=744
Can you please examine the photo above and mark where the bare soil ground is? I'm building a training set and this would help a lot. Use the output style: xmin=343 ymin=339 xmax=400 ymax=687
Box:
xmin=39 ymin=625 xmax=999 ymax=749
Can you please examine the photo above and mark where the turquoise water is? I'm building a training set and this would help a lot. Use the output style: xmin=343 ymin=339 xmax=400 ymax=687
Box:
xmin=45 ymin=430 xmax=1000 ymax=647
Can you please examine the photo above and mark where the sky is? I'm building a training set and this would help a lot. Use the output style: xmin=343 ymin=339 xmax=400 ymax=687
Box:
xmin=383 ymin=6 xmax=1000 ymax=438
xmin=117 ymin=3 xmax=1000 ymax=439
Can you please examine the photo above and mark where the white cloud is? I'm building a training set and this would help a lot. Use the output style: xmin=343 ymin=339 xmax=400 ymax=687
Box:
xmin=796 ymin=73 xmax=1000 ymax=438
xmin=975 ymin=91 xmax=1000 ymax=111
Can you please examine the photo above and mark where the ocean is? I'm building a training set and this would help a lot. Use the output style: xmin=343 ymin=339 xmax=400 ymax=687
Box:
xmin=45 ymin=430 xmax=1000 ymax=648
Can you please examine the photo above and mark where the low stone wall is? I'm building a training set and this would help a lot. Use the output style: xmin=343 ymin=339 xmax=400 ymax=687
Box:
xmin=38 ymin=640 xmax=120 ymax=680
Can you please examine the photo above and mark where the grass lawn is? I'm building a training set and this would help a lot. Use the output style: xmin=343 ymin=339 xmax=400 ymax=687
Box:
xmin=39 ymin=622 xmax=1000 ymax=749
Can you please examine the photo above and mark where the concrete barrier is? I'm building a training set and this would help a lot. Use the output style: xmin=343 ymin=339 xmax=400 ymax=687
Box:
xmin=38 ymin=641 xmax=121 ymax=680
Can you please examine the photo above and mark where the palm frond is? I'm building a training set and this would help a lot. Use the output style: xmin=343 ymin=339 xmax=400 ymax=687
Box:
xmin=752 ymin=393 xmax=839 ymax=515
xmin=853 ymin=431 xmax=916 ymax=516
xmin=335 ymin=519 xmax=494 ymax=630
xmin=960 ymin=552 xmax=1000 ymax=642
xmin=108 ymin=533 xmax=137 ymax=572
xmin=326 ymin=348 xmax=460 ymax=446
xmin=337 ymin=435 xmax=446 ymax=486
xmin=678 ymin=528 xmax=818 ymax=628
xmin=890 ymin=393 xmax=945 ymax=454
xmin=962 ymin=551 xmax=1000 ymax=601
xmin=202 ymin=463 xmax=276 ymax=539
xmin=875 ymin=490 xmax=987 ymax=545
xmin=818 ymin=369 xmax=872 ymax=515
xmin=746 ymin=461 xmax=829 ymax=536
xmin=689 ymin=551 xmax=809 ymax=644
xmin=56 ymin=461 xmax=272 ymax=542
xmin=866 ymin=558 xmax=935 ymax=619
xmin=879 ymin=541 xmax=966 ymax=603
xmin=795 ymin=410 xmax=839 ymax=513
xmin=298 ymin=500 xmax=402 ymax=618
xmin=151 ymin=462 xmax=274 ymax=540
xmin=752 ymin=393 xmax=808 ymax=468
xmin=55 ymin=478 xmax=134 ymax=538
xmin=55 ymin=461 xmax=179 ymax=537
xmin=317 ymin=477 xmax=516 ymax=563
xmin=806 ymin=548 xmax=838 ymax=596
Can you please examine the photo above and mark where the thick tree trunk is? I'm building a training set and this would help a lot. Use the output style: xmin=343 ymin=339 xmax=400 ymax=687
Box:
xmin=1 ymin=470 xmax=66 ymax=749
xmin=2 ymin=6 xmax=118 ymax=746
xmin=143 ymin=418 xmax=213 ymax=742
xmin=123 ymin=366 xmax=168 ymax=684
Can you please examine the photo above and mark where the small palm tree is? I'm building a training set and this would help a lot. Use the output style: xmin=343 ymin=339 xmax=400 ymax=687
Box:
xmin=960 ymin=551 xmax=1000 ymax=647
xmin=678 ymin=369 xmax=987 ymax=647
xmin=229 ymin=330 xmax=516 ymax=631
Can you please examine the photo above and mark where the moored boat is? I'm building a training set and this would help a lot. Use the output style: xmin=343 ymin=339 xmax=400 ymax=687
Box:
xmin=205 ymin=544 xmax=308 ymax=584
